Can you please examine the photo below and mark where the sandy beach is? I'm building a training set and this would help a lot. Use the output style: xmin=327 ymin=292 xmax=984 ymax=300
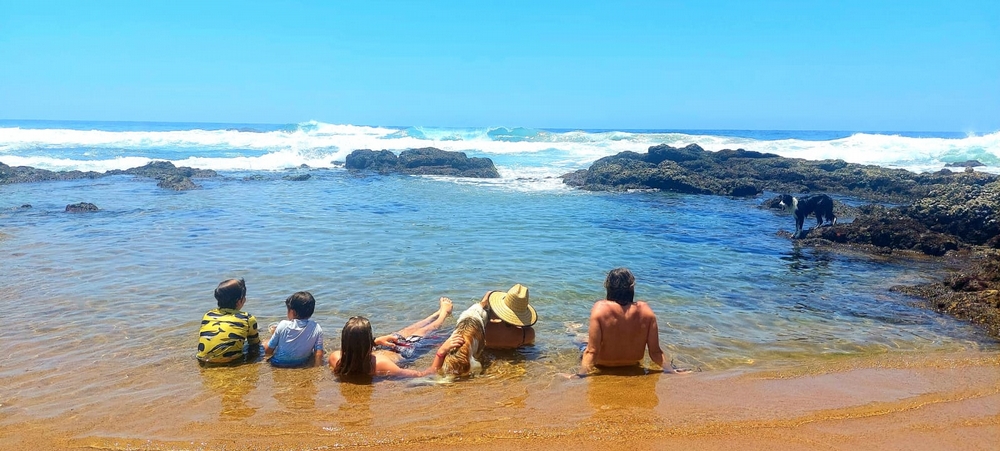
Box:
xmin=2 ymin=350 xmax=997 ymax=451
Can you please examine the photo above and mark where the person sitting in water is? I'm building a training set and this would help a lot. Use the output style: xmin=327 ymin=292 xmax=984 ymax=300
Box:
xmin=197 ymin=278 xmax=262 ymax=365
xmin=476 ymin=284 xmax=538 ymax=349
xmin=264 ymin=291 xmax=325 ymax=368
xmin=577 ymin=268 xmax=689 ymax=376
xmin=328 ymin=297 xmax=464 ymax=378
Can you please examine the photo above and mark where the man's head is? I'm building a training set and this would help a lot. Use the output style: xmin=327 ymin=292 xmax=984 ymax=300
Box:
xmin=214 ymin=278 xmax=247 ymax=309
xmin=286 ymin=291 xmax=316 ymax=319
xmin=604 ymin=268 xmax=635 ymax=306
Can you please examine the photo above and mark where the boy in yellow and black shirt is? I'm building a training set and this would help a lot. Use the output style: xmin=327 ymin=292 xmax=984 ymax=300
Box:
xmin=197 ymin=278 xmax=262 ymax=365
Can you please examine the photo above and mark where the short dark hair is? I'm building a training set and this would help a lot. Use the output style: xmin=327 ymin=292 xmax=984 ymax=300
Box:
xmin=214 ymin=278 xmax=247 ymax=309
xmin=604 ymin=268 xmax=635 ymax=305
xmin=286 ymin=291 xmax=316 ymax=319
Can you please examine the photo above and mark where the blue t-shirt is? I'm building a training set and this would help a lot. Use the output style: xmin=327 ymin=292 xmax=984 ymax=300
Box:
xmin=267 ymin=319 xmax=324 ymax=367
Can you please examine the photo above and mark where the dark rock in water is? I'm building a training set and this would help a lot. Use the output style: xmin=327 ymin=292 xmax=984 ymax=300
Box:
xmin=107 ymin=161 xmax=217 ymax=179
xmin=903 ymin=179 xmax=1000 ymax=246
xmin=2 ymin=160 xmax=218 ymax=189
xmin=157 ymin=175 xmax=199 ymax=191
xmin=560 ymin=169 xmax=588 ymax=187
xmin=346 ymin=149 xmax=399 ymax=172
xmin=892 ymin=249 xmax=1000 ymax=338
xmin=106 ymin=161 xmax=214 ymax=191
xmin=945 ymin=160 xmax=985 ymax=168
xmin=727 ymin=181 xmax=761 ymax=197
xmin=283 ymin=174 xmax=312 ymax=181
xmin=345 ymin=148 xmax=500 ymax=178
xmin=564 ymin=143 xmax=998 ymax=203
xmin=1 ymin=161 xmax=103 ymax=184
xmin=798 ymin=204 xmax=960 ymax=256
xmin=66 ymin=202 xmax=99 ymax=213
xmin=20 ymin=204 xmax=31 ymax=209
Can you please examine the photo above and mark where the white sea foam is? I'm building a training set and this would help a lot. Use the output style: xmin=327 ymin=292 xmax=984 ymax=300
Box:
xmin=1 ymin=122 xmax=998 ymax=179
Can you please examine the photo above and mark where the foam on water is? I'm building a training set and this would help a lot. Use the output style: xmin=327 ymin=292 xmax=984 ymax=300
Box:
xmin=1 ymin=121 xmax=998 ymax=187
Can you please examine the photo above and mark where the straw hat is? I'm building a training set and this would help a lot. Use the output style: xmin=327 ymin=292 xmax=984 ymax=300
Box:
xmin=487 ymin=284 xmax=537 ymax=327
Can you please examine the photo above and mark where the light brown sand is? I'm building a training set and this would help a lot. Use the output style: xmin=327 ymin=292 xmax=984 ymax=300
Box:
xmin=1 ymin=351 xmax=997 ymax=451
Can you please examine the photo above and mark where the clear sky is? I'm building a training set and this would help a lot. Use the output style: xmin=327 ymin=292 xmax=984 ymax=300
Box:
xmin=1 ymin=1 xmax=998 ymax=132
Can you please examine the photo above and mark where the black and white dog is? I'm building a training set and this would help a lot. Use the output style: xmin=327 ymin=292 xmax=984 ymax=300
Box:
xmin=779 ymin=194 xmax=836 ymax=239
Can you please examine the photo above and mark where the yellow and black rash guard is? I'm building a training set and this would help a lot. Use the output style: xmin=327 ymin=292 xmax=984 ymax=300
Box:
xmin=197 ymin=308 xmax=261 ymax=364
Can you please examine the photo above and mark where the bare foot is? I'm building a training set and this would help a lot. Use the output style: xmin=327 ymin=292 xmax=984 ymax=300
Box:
xmin=439 ymin=297 xmax=454 ymax=316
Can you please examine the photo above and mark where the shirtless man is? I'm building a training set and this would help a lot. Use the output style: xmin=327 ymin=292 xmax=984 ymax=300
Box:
xmin=578 ymin=268 xmax=688 ymax=376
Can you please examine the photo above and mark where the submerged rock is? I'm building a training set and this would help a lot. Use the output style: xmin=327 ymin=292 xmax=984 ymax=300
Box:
xmin=65 ymin=202 xmax=99 ymax=212
xmin=345 ymin=148 xmax=500 ymax=178
xmin=944 ymin=160 xmax=985 ymax=168
xmin=283 ymin=173 xmax=312 ymax=181
xmin=893 ymin=249 xmax=1000 ymax=338
xmin=157 ymin=175 xmax=199 ymax=191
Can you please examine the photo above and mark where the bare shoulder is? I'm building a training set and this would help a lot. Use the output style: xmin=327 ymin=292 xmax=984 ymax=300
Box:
xmin=591 ymin=299 xmax=618 ymax=313
xmin=635 ymin=301 xmax=659 ymax=317
xmin=327 ymin=350 xmax=342 ymax=367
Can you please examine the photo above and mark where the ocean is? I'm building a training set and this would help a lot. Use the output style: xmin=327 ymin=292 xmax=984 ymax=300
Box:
xmin=1 ymin=120 xmax=998 ymax=435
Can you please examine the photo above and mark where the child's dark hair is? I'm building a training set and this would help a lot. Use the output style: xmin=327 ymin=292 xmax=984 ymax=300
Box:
xmin=214 ymin=278 xmax=247 ymax=309
xmin=286 ymin=291 xmax=316 ymax=319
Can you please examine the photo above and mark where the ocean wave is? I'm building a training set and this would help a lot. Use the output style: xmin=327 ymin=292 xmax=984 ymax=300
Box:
xmin=1 ymin=121 xmax=997 ymax=176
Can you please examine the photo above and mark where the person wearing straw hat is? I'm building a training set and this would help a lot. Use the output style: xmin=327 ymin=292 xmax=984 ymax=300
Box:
xmin=475 ymin=283 xmax=538 ymax=349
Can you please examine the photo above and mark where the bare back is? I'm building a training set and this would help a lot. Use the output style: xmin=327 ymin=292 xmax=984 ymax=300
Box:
xmin=582 ymin=300 xmax=665 ymax=369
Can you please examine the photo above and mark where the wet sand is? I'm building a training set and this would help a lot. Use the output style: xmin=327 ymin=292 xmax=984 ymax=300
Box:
xmin=1 ymin=351 xmax=997 ymax=451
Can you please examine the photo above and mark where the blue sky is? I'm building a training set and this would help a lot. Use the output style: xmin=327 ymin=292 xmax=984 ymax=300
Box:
xmin=1 ymin=1 xmax=998 ymax=131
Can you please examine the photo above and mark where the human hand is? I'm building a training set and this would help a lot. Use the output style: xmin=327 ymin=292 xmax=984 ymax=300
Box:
xmin=438 ymin=336 xmax=465 ymax=355
xmin=374 ymin=335 xmax=398 ymax=347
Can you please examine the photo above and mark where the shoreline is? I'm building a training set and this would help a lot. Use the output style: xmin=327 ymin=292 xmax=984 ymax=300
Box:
xmin=1 ymin=350 xmax=997 ymax=450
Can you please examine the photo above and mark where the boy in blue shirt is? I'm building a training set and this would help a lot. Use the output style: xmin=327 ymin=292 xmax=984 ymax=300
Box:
xmin=265 ymin=291 xmax=324 ymax=367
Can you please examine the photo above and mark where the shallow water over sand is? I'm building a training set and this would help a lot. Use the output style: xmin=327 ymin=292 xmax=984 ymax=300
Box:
xmin=0 ymin=170 xmax=997 ymax=446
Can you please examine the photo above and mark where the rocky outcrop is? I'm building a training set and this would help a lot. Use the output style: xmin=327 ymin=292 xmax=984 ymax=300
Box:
xmin=794 ymin=204 xmax=962 ymax=257
xmin=1 ymin=162 xmax=103 ymax=184
xmin=764 ymin=181 xmax=998 ymax=255
xmin=157 ymin=175 xmax=199 ymax=191
xmin=945 ymin=160 xmax=985 ymax=168
xmin=565 ymin=143 xmax=997 ymax=202
xmin=65 ymin=202 xmax=99 ymax=212
xmin=1 ymin=160 xmax=216 ymax=191
xmin=283 ymin=174 xmax=312 ymax=181
xmin=892 ymin=249 xmax=1000 ymax=338
xmin=571 ymin=143 xmax=1000 ymax=336
xmin=345 ymin=148 xmax=500 ymax=178
xmin=106 ymin=161 xmax=216 ymax=179
xmin=902 ymin=179 xmax=1000 ymax=246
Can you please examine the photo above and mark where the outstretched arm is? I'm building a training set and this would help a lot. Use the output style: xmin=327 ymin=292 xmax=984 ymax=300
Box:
xmin=375 ymin=335 xmax=465 ymax=378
